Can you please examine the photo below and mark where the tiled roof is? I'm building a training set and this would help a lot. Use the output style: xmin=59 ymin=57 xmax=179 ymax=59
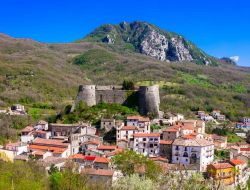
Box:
xmin=160 ymin=140 xmax=173 ymax=145
xmin=84 ymin=156 xmax=96 ymax=161
xmin=162 ymin=127 xmax=178 ymax=132
xmin=240 ymin=148 xmax=250 ymax=151
xmin=82 ymin=168 xmax=114 ymax=176
xmin=34 ymin=130 xmax=48 ymax=134
xmin=83 ymin=140 xmax=100 ymax=145
xmin=173 ymin=137 xmax=214 ymax=147
xmin=230 ymin=159 xmax=246 ymax=165
xmin=94 ymin=157 xmax=110 ymax=163
xmin=210 ymin=163 xmax=233 ymax=169
xmin=21 ymin=126 xmax=34 ymax=133
xmin=97 ymin=145 xmax=117 ymax=150
xmin=29 ymin=144 xmax=67 ymax=154
xmin=120 ymin=126 xmax=138 ymax=130
xmin=69 ymin=154 xmax=85 ymax=160
xmin=32 ymin=150 xmax=46 ymax=156
xmin=127 ymin=115 xmax=150 ymax=122
xmin=133 ymin=133 xmax=160 ymax=137
xmin=32 ymin=138 xmax=69 ymax=147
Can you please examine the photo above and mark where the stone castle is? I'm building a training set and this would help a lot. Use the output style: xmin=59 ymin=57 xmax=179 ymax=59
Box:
xmin=72 ymin=85 xmax=161 ymax=117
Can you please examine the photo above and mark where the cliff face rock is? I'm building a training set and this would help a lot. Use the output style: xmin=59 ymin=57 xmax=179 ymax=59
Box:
xmin=82 ymin=21 xmax=217 ymax=65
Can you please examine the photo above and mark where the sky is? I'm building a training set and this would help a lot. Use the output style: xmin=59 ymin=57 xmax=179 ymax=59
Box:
xmin=0 ymin=0 xmax=250 ymax=66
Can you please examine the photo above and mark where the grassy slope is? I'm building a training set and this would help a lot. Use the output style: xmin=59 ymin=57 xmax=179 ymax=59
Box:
xmin=0 ymin=33 xmax=250 ymax=122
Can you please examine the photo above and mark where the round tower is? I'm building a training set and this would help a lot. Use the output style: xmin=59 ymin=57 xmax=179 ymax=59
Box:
xmin=77 ymin=85 xmax=96 ymax=106
xmin=138 ymin=85 xmax=160 ymax=117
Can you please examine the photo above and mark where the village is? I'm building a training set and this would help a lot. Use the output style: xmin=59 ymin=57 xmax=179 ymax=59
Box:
xmin=0 ymin=100 xmax=250 ymax=189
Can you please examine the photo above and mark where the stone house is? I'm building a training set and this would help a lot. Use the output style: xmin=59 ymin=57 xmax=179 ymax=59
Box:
xmin=159 ymin=140 xmax=173 ymax=162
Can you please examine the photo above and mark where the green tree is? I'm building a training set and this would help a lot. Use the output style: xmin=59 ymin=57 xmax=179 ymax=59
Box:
xmin=122 ymin=80 xmax=135 ymax=90
xmin=112 ymin=150 xmax=162 ymax=180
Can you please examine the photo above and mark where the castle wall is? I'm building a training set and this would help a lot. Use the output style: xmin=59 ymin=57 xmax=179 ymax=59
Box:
xmin=138 ymin=85 xmax=160 ymax=117
xmin=96 ymin=90 xmax=127 ymax=104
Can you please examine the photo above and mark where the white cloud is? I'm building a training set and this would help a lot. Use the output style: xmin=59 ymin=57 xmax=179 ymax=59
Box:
xmin=230 ymin=56 xmax=240 ymax=63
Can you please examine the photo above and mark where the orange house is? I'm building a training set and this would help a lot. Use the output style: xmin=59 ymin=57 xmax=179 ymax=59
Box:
xmin=207 ymin=163 xmax=234 ymax=185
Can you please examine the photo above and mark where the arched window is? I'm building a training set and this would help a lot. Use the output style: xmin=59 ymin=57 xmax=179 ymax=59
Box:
xmin=183 ymin=152 xmax=188 ymax=157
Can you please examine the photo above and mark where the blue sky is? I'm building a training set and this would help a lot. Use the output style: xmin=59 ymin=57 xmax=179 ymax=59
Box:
xmin=0 ymin=0 xmax=250 ymax=66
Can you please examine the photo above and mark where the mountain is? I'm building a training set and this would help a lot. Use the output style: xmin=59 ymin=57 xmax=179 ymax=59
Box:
xmin=0 ymin=22 xmax=250 ymax=122
xmin=81 ymin=21 xmax=217 ymax=65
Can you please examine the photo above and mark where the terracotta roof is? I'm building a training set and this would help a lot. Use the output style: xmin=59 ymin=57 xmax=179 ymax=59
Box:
xmin=69 ymin=154 xmax=85 ymax=160
xmin=133 ymin=133 xmax=160 ymax=137
xmin=240 ymin=148 xmax=250 ymax=152
xmin=82 ymin=168 xmax=114 ymax=176
xmin=120 ymin=126 xmax=138 ymax=130
xmin=182 ymin=134 xmax=196 ymax=139
xmin=83 ymin=140 xmax=100 ymax=145
xmin=94 ymin=157 xmax=110 ymax=163
xmin=97 ymin=145 xmax=117 ymax=150
xmin=163 ymin=127 xmax=178 ymax=132
xmin=230 ymin=159 xmax=246 ymax=165
xmin=21 ymin=126 xmax=34 ymax=133
xmin=160 ymin=140 xmax=173 ymax=145
xmin=32 ymin=150 xmax=46 ymax=156
xmin=29 ymin=144 xmax=67 ymax=154
xmin=210 ymin=163 xmax=233 ymax=169
xmin=105 ymin=148 xmax=123 ymax=157
xmin=32 ymin=138 xmax=68 ymax=147
xmin=127 ymin=115 xmax=150 ymax=122
xmin=181 ymin=125 xmax=194 ymax=130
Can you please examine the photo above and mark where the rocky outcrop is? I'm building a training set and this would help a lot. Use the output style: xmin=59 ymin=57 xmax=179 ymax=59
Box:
xmin=83 ymin=21 xmax=217 ymax=65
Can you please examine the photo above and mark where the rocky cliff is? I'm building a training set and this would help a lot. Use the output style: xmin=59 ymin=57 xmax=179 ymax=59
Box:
xmin=82 ymin=21 xmax=217 ymax=65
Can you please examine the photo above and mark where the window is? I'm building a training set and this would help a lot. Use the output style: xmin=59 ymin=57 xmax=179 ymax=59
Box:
xmin=143 ymin=138 xmax=146 ymax=141
xmin=176 ymin=157 xmax=178 ymax=160
xmin=184 ymin=147 xmax=187 ymax=151
xmin=149 ymin=144 xmax=153 ymax=148
xmin=175 ymin=146 xmax=179 ymax=150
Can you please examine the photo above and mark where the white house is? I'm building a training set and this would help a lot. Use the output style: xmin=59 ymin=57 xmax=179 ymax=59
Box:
xmin=34 ymin=120 xmax=49 ymax=131
xmin=230 ymin=159 xmax=249 ymax=187
xmin=131 ymin=133 xmax=160 ymax=157
xmin=126 ymin=116 xmax=150 ymax=133
xmin=116 ymin=125 xmax=138 ymax=142
xmin=242 ymin=117 xmax=250 ymax=124
xmin=172 ymin=137 xmax=214 ymax=172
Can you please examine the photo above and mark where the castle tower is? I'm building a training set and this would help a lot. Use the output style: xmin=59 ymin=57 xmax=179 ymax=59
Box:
xmin=138 ymin=85 xmax=160 ymax=117
xmin=71 ymin=85 xmax=96 ymax=112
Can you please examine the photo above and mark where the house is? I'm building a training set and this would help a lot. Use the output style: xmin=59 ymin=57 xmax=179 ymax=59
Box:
xmin=5 ymin=141 xmax=28 ymax=156
xmin=100 ymin=119 xmax=123 ymax=132
xmin=38 ymin=156 xmax=66 ymax=171
xmin=131 ymin=133 xmax=160 ymax=157
xmin=33 ymin=130 xmax=51 ymax=139
xmin=21 ymin=126 xmax=35 ymax=143
xmin=229 ymin=159 xmax=249 ymax=187
xmin=81 ymin=168 xmax=115 ymax=184
xmin=207 ymin=163 xmax=234 ymax=185
xmin=93 ymin=157 xmax=110 ymax=169
xmin=200 ymin=114 xmax=214 ymax=121
xmin=116 ymin=139 xmax=128 ymax=149
xmin=217 ymin=115 xmax=226 ymax=121
xmin=82 ymin=140 xmax=100 ymax=152
xmin=97 ymin=145 xmax=117 ymax=154
xmin=236 ymin=122 xmax=250 ymax=132
xmin=162 ymin=127 xmax=180 ymax=140
xmin=116 ymin=125 xmax=138 ymax=142
xmin=197 ymin=111 xmax=205 ymax=117
xmin=172 ymin=137 xmax=214 ymax=172
xmin=241 ymin=117 xmax=250 ymax=124
xmin=162 ymin=112 xmax=184 ymax=125
xmin=126 ymin=115 xmax=150 ymax=133
xmin=34 ymin=120 xmax=48 ymax=131
xmin=28 ymin=138 xmax=71 ymax=158
xmin=159 ymin=140 xmax=173 ymax=161
xmin=31 ymin=150 xmax=53 ymax=160
xmin=212 ymin=110 xmax=221 ymax=119
xmin=9 ymin=104 xmax=26 ymax=115
xmin=211 ymin=134 xmax=227 ymax=149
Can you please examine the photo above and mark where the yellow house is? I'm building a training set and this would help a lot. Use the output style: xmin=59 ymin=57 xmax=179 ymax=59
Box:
xmin=207 ymin=163 xmax=234 ymax=185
